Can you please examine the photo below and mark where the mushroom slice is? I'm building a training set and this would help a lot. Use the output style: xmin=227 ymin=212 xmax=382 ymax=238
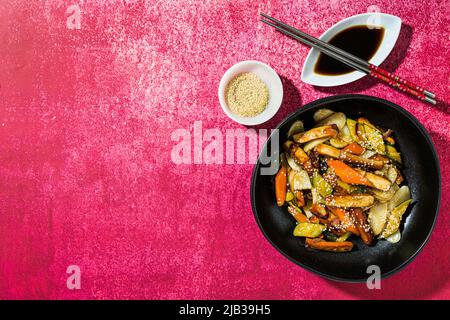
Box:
xmin=325 ymin=194 xmax=375 ymax=208
xmin=293 ymin=126 xmax=338 ymax=144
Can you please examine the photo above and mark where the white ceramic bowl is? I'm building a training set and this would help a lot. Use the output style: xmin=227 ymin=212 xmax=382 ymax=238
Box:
xmin=301 ymin=13 xmax=402 ymax=87
xmin=218 ymin=61 xmax=283 ymax=126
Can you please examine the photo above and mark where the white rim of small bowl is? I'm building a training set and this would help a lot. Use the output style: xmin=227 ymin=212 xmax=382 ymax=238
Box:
xmin=218 ymin=60 xmax=283 ymax=126
xmin=301 ymin=13 xmax=402 ymax=87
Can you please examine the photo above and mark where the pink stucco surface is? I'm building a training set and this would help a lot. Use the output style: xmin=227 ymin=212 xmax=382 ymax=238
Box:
xmin=0 ymin=0 xmax=449 ymax=299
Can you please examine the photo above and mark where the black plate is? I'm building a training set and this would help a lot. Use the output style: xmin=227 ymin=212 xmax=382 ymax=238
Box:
xmin=251 ymin=94 xmax=441 ymax=282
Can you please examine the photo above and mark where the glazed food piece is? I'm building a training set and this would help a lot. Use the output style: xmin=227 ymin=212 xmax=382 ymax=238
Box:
xmin=275 ymin=166 xmax=287 ymax=206
xmin=305 ymin=238 xmax=354 ymax=252
xmin=273 ymin=109 xmax=412 ymax=252
xmin=293 ymin=125 xmax=338 ymax=143
xmin=325 ymin=194 xmax=375 ymax=208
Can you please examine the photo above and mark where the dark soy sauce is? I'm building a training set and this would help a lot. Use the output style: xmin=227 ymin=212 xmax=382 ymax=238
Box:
xmin=314 ymin=25 xmax=385 ymax=75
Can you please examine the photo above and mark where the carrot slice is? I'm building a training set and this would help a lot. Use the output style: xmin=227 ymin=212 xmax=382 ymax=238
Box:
xmin=351 ymin=208 xmax=374 ymax=246
xmin=305 ymin=238 xmax=353 ymax=252
xmin=310 ymin=203 xmax=328 ymax=218
xmin=295 ymin=190 xmax=305 ymax=207
xmin=343 ymin=143 xmax=365 ymax=155
xmin=327 ymin=207 xmax=360 ymax=236
xmin=327 ymin=159 xmax=372 ymax=186
xmin=275 ymin=166 xmax=287 ymax=206
xmin=287 ymin=206 xmax=309 ymax=223
xmin=309 ymin=216 xmax=319 ymax=224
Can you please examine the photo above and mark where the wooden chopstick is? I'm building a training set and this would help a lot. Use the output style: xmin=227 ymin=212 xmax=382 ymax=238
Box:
xmin=261 ymin=13 xmax=370 ymax=72
xmin=260 ymin=19 xmax=370 ymax=73
xmin=260 ymin=13 xmax=437 ymax=105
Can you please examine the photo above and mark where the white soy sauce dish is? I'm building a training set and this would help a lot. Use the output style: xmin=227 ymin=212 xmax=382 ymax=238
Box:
xmin=218 ymin=61 xmax=283 ymax=126
xmin=301 ymin=13 xmax=402 ymax=87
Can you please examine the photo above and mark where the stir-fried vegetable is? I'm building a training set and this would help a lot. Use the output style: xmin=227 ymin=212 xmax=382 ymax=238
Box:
xmin=388 ymin=186 xmax=411 ymax=210
xmin=293 ymin=223 xmax=326 ymax=237
xmin=312 ymin=172 xmax=333 ymax=197
xmin=330 ymin=137 xmax=349 ymax=148
xmin=357 ymin=118 xmax=386 ymax=154
xmin=336 ymin=232 xmax=352 ymax=242
xmin=288 ymin=169 xmax=312 ymax=191
xmin=285 ymin=141 xmax=309 ymax=164
xmin=357 ymin=171 xmax=392 ymax=191
xmin=305 ymin=238 xmax=353 ymax=252
xmin=285 ymin=191 xmax=295 ymax=202
xmin=380 ymin=199 xmax=412 ymax=238
xmin=295 ymin=190 xmax=306 ymax=207
xmin=317 ymin=112 xmax=347 ymax=130
xmin=310 ymin=203 xmax=328 ymax=218
xmin=287 ymin=120 xmax=304 ymax=138
xmin=313 ymin=108 xmax=335 ymax=122
xmin=275 ymin=166 xmax=287 ymax=206
xmin=325 ymin=194 xmax=375 ymax=208
xmin=293 ymin=125 xmax=338 ymax=143
xmin=327 ymin=207 xmax=359 ymax=236
xmin=343 ymin=142 xmax=365 ymax=155
xmin=347 ymin=118 xmax=358 ymax=141
xmin=368 ymin=202 xmax=389 ymax=236
xmin=303 ymin=137 xmax=329 ymax=153
xmin=288 ymin=206 xmax=309 ymax=223
xmin=315 ymin=144 xmax=341 ymax=158
xmin=326 ymin=160 xmax=372 ymax=186
xmin=371 ymin=184 xmax=399 ymax=202
xmin=385 ymin=230 xmax=401 ymax=243
xmin=351 ymin=208 xmax=374 ymax=245
xmin=386 ymin=144 xmax=402 ymax=164
xmin=273 ymin=109 xmax=412 ymax=253
xmin=286 ymin=154 xmax=303 ymax=171
xmin=315 ymin=144 xmax=384 ymax=169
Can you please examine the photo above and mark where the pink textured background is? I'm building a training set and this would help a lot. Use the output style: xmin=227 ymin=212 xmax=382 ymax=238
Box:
xmin=0 ymin=0 xmax=449 ymax=299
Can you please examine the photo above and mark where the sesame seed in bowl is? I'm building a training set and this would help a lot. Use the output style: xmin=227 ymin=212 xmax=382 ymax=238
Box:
xmin=218 ymin=61 xmax=283 ymax=126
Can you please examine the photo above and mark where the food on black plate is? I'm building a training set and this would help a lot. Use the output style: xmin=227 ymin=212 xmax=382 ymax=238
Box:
xmin=274 ymin=109 xmax=412 ymax=252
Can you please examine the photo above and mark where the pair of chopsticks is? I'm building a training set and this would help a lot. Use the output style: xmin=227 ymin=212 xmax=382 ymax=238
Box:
xmin=260 ymin=13 xmax=436 ymax=105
